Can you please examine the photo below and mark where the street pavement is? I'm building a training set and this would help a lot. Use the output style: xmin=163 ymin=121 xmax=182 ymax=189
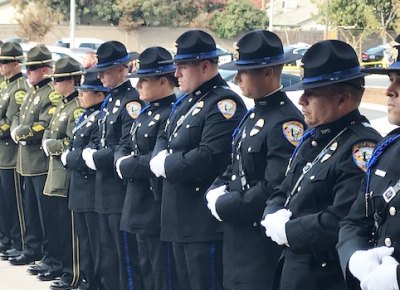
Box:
xmin=0 ymin=258 xmax=52 ymax=290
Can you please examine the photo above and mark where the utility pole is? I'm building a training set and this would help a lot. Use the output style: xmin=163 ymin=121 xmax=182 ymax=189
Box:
xmin=268 ymin=0 xmax=274 ymax=32
xmin=325 ymin=0 xmax=329 ymax=39
xmin=70 ymin=0 xmax=76 ymax=48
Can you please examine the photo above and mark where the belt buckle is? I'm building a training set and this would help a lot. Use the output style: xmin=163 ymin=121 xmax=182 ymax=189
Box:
xmin=383 ymin=186 xmax=396 ymax=203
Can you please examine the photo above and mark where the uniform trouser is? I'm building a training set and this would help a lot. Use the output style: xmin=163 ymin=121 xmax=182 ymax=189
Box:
xmin=43 ymin=196 xmax=80 ymax=286
xmin=0 ymin=169 xmax=24 ymax=250
xmin=22 ymin=175 xmax=47 ymax=257
xmin=132 ymin=233 xmax=174 ymax=290
xmin=98 ymin=213 xmax=141 ymax=290
xmin=172 ymin=240 xmax=223 ymax=290
xmin=75 ymin=211 xmax=101 ymax=290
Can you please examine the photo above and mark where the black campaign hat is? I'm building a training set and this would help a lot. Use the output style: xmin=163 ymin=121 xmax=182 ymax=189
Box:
xmin=220 ymin=30 xmax=301 ymax=70
xmin=0 ymin=42 xmax=24 ymax=62
xmin=25 ymin=45 xmax=53 ymax=66
xmin=165 ymin=30 xmax=228 ymax=63
xmin=48 ymin=57 xmax=84 ymax=77
xmin=362 ymin=35 xmax=400 ymax=75
xmin=283 ymin=40 xmax=366 ymax=91
xmin=76 ymin=71 xmax=110 ymax=92
xmin=127 ymin=46 xmax=176 ymax=78
xmin=88 ymin=41 xmax=137 ymax=72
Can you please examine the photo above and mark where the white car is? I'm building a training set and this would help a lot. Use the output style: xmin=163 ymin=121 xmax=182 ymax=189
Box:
xmin=55 ymin=37 xmax=104 ymax=50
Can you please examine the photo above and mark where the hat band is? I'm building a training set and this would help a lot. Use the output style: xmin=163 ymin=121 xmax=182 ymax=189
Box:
xmin=235 ymin=53 xmax=285 ymax=65
xmin=97 ymin=54 xmax=131 ymax=68
xmin=78 ymin=84 xmax=110 ymax=92
xmin=174 ymin=50 xmax=221 ymax=61
xmin=302 ymin=66 xmax=361 ymax=84
xmin=136 ymin=64 xmax=176 ymax=75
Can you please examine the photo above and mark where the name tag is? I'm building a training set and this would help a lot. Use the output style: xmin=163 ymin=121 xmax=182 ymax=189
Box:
xmin=375 ymin=169 xmax=387 ymax=177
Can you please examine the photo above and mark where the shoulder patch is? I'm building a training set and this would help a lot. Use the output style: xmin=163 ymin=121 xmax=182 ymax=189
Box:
xmin=48 ymin=91 xmax=62 ymax=105
xmin=352 ymin=141 xmax=376 ymax=172
xmin=14 ymin=90 xmax=26 ymax=105
xmin=282 ymin=121 xmax=304 ymax=146
xmin=217 ymin=99 xmax=237 ymax=120
xmin=126 ymin=101 xmax=142 ymax=119
xmin=73 ymin=108 xmax=85 ymax=123
xmin=48 ymin=106 xmax=57 ymax=115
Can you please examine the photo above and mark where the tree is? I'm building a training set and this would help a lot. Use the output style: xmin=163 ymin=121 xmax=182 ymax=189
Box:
xmin=210 ymin=0 xmax=268 ymax=38
xmin=16 ymin=2 xmax=59 ymax=42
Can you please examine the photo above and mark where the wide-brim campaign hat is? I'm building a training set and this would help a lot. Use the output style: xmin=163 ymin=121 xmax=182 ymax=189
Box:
xmin=0 ymin=42 xmax=24 ymax=62
xmin=47 ymin=57 xmax=84 ymax=78
xmin=162 ymin=30 xmax=228 ymax=64
xmin=220 ymin=30 xmax=301 ymax=70
xmin=127 ymin=46 xmax=176 ymax=78
xmin=362 ymin=34 xmax=400 ymax=75
xmin=283 ymin=40 xmax=366 ymax=91
xmin=25 ymin=45 xmax=53 ymax=66
xmin=76 ymin=71 xmax=110 ymax=92
xmin=88 ymin=41 xmax=137 ymax=72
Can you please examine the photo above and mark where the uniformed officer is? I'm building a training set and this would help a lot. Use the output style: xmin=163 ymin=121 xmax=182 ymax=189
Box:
xmin=115 ymin=46 xmax=177 ymax=290
xmin=0 ymin=42 xmax=28 ymax=261
xmin=82 ymin=41 xmax=143 ymax=290
xmin=64 ymin=71 xmax=109 ymax=290
xmin=10 ymin=45 xmax=61 ymax=266
xmin=149 ymin=30 xmax=247 ymax=290
xmin=337 ymin=37 xmax=400 ymax=290
xmin=40 ymin=57 xmax=84 ymax=289
xmin=261 ymin=40 xmax=382 ymax=290
xmin=205 ymin=30 xmax=306 ymax=290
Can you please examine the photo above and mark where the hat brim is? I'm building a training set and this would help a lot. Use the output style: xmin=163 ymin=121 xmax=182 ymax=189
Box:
xmin=219 ymin=53 xmax=302 ymax=70
xmin=24 ymin=59 xmax=53 ymax=66
xmin=0 ymin=55 xmax=24 ymax=61
xmin=87 ymin=52 xmax=137 ymax=73
xmin=46 ymin=71 xmax=84 ymax=78
xmin=282 ymin=72 xmax=368 ymax=91
xmin=361 ymin=67 xmax=397 ymax=75
xmin=75 ymin=84 xmax=110 ymax=92
xmin=127 ymin=68 xmax=176 ymax=78
xmin=160 ymin=50 xmax=230 ymax=64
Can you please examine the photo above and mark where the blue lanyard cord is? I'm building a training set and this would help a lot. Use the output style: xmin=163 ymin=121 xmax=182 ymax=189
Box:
xmin=168 ymin=93 xmax=187 ymax=118
xmin=76 ymin=109 xmax=89 ymax=126
xmin=290 ymin=128 xmax=316 ymax=160
xmin=366 ymin=133 xmax=400 ymax=193
xmin=100 ymin=93 xmax=112 ymax=117
xmin=232 ymin=108 xmax=255 ymax=139
xmin=139 ymin=104 xmax=151 ymax=116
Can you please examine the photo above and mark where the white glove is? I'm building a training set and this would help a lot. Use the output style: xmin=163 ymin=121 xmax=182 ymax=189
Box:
xmin=82 ymin=148 xmax=97 ymax=170
xmin=115 ymin=155 xmax=131 ymax=179
xmin=360 ymin=256 xmax=399 ymax=290
xmin=206 ymin=185 xmax=227 ymax=221
xmin=42 ymin=139 xmax=51 ymax=156
xmin=149 ymin=149 xmax=169 ymax=178
xmin=11 ymin=125 xmax=21 ymax=144
xmin=61 ymin=149 xmax=70 ymax=166
xmin=261 ymin=209 xmax=292 ymax=246
xmin=349 ymin=246 xmax=394 ymax=282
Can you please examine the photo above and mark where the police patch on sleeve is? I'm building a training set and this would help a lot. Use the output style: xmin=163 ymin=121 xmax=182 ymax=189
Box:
xmin=14 ymin=90 xmax=26 ymax=105
xmin=352 ymin=141 xmax=376 ymax=172
xmin=282 ymin=121 xmax=304 ymax=146
xmin=126 ymin=101 xmax=142 ymax=120
xmin=73 ymin=108 xmax=85 ymax=123
xmin=217 ymin=99 xmax=237 ymax=120
xmin=49 ymin=91 xmax=62 ymax=105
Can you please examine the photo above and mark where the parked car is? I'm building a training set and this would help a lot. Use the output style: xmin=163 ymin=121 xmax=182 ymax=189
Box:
xmin=361 ymin=44 xmax=391 ymax=68
xmin=283 ymin=43 xmax=310 ymax=66
xmin=55 ymin=38 xmax=104 ymax=50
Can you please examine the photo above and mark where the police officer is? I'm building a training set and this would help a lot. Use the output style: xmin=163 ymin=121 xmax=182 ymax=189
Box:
xmin=82 ymin=41 xmax=143 ymax=290
xmin=40 ymin=57 xmax=84 ymax=289
xmin=0 ymin=42 xmax=28 ymax=261
xmin=64 ymin=71 xmax=108 ymax=290
xmin=10 ymin=45 xmax=61 ymax=266
xmin=115 ymin=46 xmax=177 ymax=290
xmin=149 ymin=30 xmax=247 ymax=290
xmin=261 ymin=40 xmax=382 ymax=290
xmin=337 ymin=38 xmax=400 ymax=290
xmin=205 ymin=30 xmax=306 ymax=290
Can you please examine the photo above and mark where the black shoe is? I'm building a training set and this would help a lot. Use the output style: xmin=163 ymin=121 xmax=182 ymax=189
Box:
xmin=9 ymin=253 xmax=40 ymax=265
xmin=0 ymin=248 xmax=22 ymax=260
xmin=37 ymin=270 xmax=62 ymax=281
xmin=50 ymin=274 xmax=73 ymax=290
xmin=71 ymin=278 xmax=89 ymax=290
xmin=27 ymin=262 xmax=50 ymax=275
xmin=0 ymin=242 xmax=10 ymax=252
